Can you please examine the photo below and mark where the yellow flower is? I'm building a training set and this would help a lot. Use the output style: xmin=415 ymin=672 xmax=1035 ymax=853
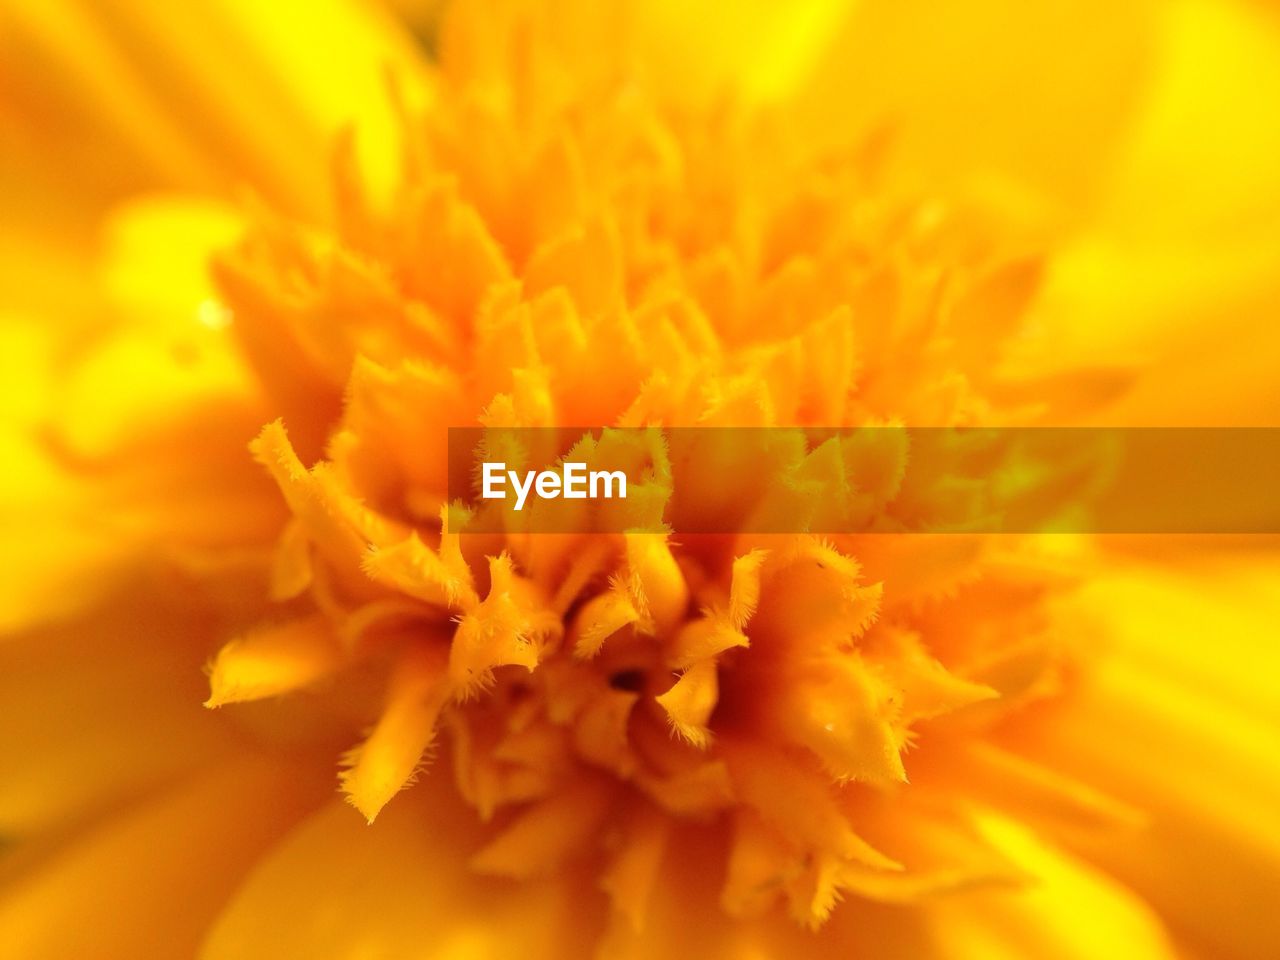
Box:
xmin=2 ymin=1 xmax=1280 ymax=958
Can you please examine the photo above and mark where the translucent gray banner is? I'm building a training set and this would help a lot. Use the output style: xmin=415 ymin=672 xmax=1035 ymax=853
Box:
xmin=444 ymin=427 xmax=1280 ymax=534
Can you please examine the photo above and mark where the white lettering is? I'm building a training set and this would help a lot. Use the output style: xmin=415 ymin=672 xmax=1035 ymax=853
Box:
xmin=563 ymin=462 xmax=587 ymax=498
xmin=479 ymin=462 xmax=628 ymax=510
xmin=590 ymin=470 xmax=627 ymax=500
xmin=510 ymin=468 xmax=537 ymax=511
xmin=535 ymin=470 xmax=561 ymax=498
xmin=482 ymin=462 xmax=506 ymax=499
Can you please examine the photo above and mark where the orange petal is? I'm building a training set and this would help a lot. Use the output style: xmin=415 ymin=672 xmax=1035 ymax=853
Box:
xmin=469 ymin=776 xmax=614 ymax=879
xmin=204 ymin=615 xmax=341 ymax=708
xmin=655 ymin=658 xmax=719 ymax=749
xmin=340 ymin=645 xmax=449 ymax=823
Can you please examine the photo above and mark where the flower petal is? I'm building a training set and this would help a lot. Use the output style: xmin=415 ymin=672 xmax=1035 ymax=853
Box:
xmin=1034 ymin=0 xmax=1280 ymax=423
xmin=340 ymin=645 xmax=449 ymax=823
xmin=0 ymin=759 xmax=325 ymax=960
xmin=785 ymin=0 xmax=1158 ymax=218
xmin=202 ymin=788 xmax=597 ymax=960
xmin=204 ymin=615 xmax=343 ymax=708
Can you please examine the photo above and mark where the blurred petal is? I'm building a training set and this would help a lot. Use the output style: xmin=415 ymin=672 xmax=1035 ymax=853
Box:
xmin=0 ymin=758 xmax=325 ymax=960
xmin=921 ymin=814 xmax=1178 ymax=960
xmin=1034 ymin=0 xmax=1280 ymax=423
xmin=61 ymin=194 xmax=257 ymax=458
xmin=784 ymin=0 xmax=1158 ymax=218
xmin=2 ymin=0 xmax=426 ymax=218
xmin=0 ymin=195 xmax=281 ymax=633
xmin=0 ymin=322 xmax=120 ymax=633
xmin=636 ymin=0 xmax=851 ymax=104
xmin=0 ymin=603 xmax=235 ymax=833
xmin=1015 ymin=553 xmax=1280 ymax=958
xmin=201 ymin=786 xmax=601 ymax=960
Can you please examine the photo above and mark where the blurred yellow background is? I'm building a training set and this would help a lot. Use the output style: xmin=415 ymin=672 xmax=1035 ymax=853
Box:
xmin=1 ymin=1 xmax=1278 ymax=958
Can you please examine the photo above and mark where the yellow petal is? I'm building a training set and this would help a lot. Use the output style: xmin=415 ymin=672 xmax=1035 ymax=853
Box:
xmin=636 ymin=0 xmax=852 ymax=105
xmin=727 ymin=549 xmax=768 ymax=630
xmin=340 ymin=645 xmax=449 ymax=823
xmin=655 ymin=658 xmax=719 ymax=749
xmin=599 ymin=803 xmax=671 ymax=931
xmin=251 ymin=418 xmax=399 ymax=588
xmin=1034 ymin=0 xmax=1280 ymax=424
xmin=469 ymin=776 xmax=613 ymax=879
xmin=0 ymin=759 xmax=324 ymax=960
xmin=722 ymin=740 xmax=901 ymax=870
xmin=573 ymin=688 xmax=640 ymax=777
xmin=571 ymin=587 xmax=640 ymax=659
xmin=867 ymin=627 xmax=999 ymax=724
xmin=363 ymin=531 xmax=479 ymax=610
xmin=787 ymin=0 xmax=1158 ymax=219
xmin=204 ymin=615 xmax=342 ymax=708
xmin=0 ymin=609 xmax=234 ymax=833
xmin=448 ymin=554 xmax=560 ymax=693
xmin=922 ymin=812 xmax=1179 ymax=960
xmin=720 ymin=809 xmax=794 ymax=919
xmin=1025 ymin=554 xmax=1280 ymax=958
xmin=267 ymin=519 xmax=312 ymax=602
xmin=0 ymin=401 xmax=122 ymax=633
xmin=201 ymin=788 xmax=596 ymax=960
xmin=666 ymin=617 xmax=750 ymax=670
xmin=5 ymin=0 xmax=427 ymax=217
xmin=765 ymin=654 xmax=908 ymax=785
xmin=35 ymin=197 xmax=269 ymax=572
xmin=622 ymin=533 xmax=689 ymax=637
xmin=1 ymin=0 xmax=219 ymax=198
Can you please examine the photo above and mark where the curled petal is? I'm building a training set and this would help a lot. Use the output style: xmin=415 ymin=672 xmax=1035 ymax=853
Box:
xmin=655 ymin=658 xmax=719 ymax=749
